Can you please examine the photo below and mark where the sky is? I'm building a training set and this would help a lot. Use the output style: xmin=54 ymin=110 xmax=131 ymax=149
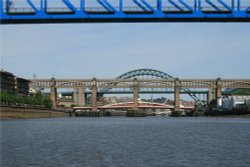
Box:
xmin=1 ymin=23 xmax=250 ymax=80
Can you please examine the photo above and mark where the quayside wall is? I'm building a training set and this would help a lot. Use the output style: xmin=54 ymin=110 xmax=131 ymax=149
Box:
xmin=0 ymin=105 xmax=68 ymax=119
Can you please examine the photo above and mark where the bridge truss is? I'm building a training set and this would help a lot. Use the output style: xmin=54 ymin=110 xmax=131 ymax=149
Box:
xmin=31 ymin=78 xmax=250 ymax=90
xmin=116 ymin=69 xmax=206 ymax=105
xmin=1 ymin=0 xmax=250 ymax=24
xmin=30 ymin=74 xmax=250 ymax=109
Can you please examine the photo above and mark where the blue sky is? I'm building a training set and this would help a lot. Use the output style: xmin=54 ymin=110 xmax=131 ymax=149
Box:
xmin=1 ymin=23 xmax=250 ymax=79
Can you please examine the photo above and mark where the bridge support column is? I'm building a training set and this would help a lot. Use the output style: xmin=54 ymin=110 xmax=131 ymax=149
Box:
xmin=172 ymin=78 xmax=181 ymax=117
xmin=5 ymin=0 xmax=11 ymax=13
xmin=73 ymin=87 xmax=86 ymax=106
xmin=216 ymin=78 xmax=222 ymax=108
xmin=50 ymin=78 xmax=57 ymax=108
xmin=127 ymin=78 xmax=146 ymax=117
xmin=77 ymin=78 xmax=101 ymax=117
xmin=91 ymin=78 xmax=98 ymax=112
xmin=133 ymin=78 xmax=139 ymax=111
xmin=0 ymin=1 xmax=3 ymax=14
xmin=208 ymin=87 xmax=215 ymax=104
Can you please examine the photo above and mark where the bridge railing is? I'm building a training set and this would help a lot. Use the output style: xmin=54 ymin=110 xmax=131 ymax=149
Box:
xmin=1 ymin=0 xmax=250 ymax=23
xmin=30 ymin=78 xmax=250 ymax=88
xmin=3 ymin=6 xmax=250 ymax=14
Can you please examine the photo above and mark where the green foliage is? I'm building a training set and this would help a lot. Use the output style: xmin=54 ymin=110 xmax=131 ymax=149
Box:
xmin=44 ymin=98 xmax=52 ymax=108
xmin=224 ymin=88 xmax=250 ymax=95
xmin=0 ymin=91 xmax=52 ymax=109
xmin=0 ymin=91 xmax=7 ymax=103
xmin=33 ymin=91 xmax=44 ymax=105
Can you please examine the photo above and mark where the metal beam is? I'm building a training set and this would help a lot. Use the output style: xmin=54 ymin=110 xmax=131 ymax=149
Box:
xmin=1 ymin=0 xmax=250 ymax=24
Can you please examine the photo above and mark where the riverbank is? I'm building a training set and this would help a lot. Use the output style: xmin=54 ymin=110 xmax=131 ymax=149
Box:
xmin=207 ymin=114 xmax=250 ymax=118
xmin=0 ymin=105 xmax=69 ymax=119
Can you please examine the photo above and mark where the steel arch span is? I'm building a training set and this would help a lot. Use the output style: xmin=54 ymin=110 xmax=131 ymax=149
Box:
xmin=99 ymin=69 xmax=174 ymax=93
xmin=117 ymin=69 xmax=174 ymax=80
xmin=102 ymin=69 xmax=205 ymax=105
xmin=1 ymin=0 xmax=250 ymax=24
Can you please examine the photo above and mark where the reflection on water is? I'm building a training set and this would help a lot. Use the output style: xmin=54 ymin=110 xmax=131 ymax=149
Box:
xmin=1 ymin=117 xmax=250 ymax=167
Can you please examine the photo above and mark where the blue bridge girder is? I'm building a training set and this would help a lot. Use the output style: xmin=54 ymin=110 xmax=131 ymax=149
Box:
xmin=1 ymin=0 xmax=250 ymax=24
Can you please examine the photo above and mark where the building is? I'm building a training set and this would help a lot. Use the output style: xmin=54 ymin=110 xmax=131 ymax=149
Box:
xmin=222 ymin=95 xmax=250 ymax=110
xmin=0 ymin=70 xmax=15 ymax=94
xmin=16 ymin=77 xmax=30 ymax=95
xmin=0 ymin=70 xmax=30 ymax=95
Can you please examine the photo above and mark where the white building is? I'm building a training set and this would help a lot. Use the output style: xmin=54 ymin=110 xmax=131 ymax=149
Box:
xmin=223 ymin=96 xmax=250 ymax=110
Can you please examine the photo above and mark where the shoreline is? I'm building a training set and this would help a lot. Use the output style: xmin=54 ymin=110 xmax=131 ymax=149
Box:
xmin=0 ymin=105 xmax=69 ymax=119
xmin=1 ymin=105 xmax=250 ymax=119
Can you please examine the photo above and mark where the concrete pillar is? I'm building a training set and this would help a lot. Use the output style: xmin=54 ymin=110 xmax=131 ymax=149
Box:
xmin=50 ymin=78 xmax=57 ymax=108
xmin=73 ymin=87 xmax=86 ymax=106
xmin=73 ymin=88 xmax=78 ymax=105
xmin=174 ymin=78 xmax=180 ymax=112
xmin=91 ymin=78 xmax=97 ymax=111
xmin=79 ymin=87 xmax=86 ymax=106
xmin=133 ymin=78 xmax=139 ymax=111
xmin=216 ymin=78 xmax=222 ymax=108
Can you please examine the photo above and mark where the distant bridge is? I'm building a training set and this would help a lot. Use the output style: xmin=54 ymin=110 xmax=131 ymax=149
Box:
xmin=101 ymin=69 xmax=206 ymax=105
xmin=73 ymin=101 xmax=194 ymax=110
xmin=30 ymin=69 xmax=250 ymax=112
xmin=1 ymin=0 xmax=250 ymax=24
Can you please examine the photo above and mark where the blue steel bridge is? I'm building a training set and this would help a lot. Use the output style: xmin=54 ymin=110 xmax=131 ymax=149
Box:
xmin=1 ymin=0 xmax=250 ymax=24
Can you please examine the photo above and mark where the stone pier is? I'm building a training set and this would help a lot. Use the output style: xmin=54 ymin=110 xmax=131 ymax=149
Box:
xmin=172 ymin=78 xmax=181 ymax=117
xmin=73 ymin=87 xmax=86 ymax=106
xmin=50 ymin=78 xmax=57 ymax=108
xmin=126 ymin=78 xmax=147 ymax=117
xmin=216 ymin=78 xmax=222 ymax=108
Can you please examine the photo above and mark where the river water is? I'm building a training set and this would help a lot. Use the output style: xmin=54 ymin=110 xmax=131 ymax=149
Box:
xmin=1 ymin=117 xmax=250 ymax=167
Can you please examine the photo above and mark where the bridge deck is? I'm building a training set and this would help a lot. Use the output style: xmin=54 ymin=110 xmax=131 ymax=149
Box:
xmin=1 ymin=0 xmax=250 ymax=24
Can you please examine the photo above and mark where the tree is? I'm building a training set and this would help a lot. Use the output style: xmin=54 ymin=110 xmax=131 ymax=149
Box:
xmin=33 ymin=91 xmax=44 ymax=105
xmin=0 ymin=91 xmax=52 ymax=109
xmin=0 ymin=92 xmax=9 ymax=104
xmin=44 ymin=98 xmax=52 ymax=109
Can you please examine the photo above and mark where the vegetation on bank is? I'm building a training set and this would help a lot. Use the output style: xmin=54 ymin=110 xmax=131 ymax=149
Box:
xmin=224 ymin=88 xmax=250 ymax=95
xmin=0 ymin=91 xmax=52 ymax=109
